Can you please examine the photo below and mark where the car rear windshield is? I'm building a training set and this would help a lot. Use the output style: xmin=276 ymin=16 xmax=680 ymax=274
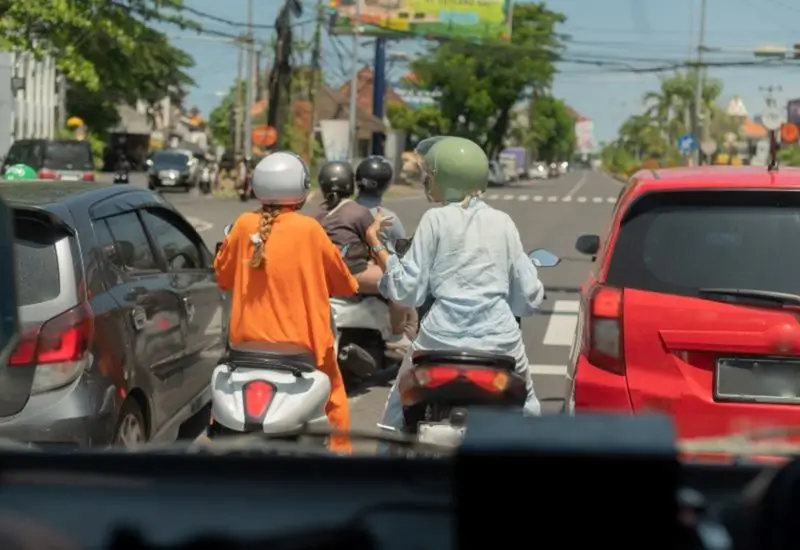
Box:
xmin=606 ymin=190 xmax=800 ymax=297
xmin=152 ymin=152 xmax=189 ymax=170
xmin=44 ymin=141 xmax=93 ymax=171
xmin=14 ymin=216 xmax=61 ymax=306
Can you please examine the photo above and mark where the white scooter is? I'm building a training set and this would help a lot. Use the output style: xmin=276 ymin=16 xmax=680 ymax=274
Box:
xmin=209 ymin=225 xmax=331 ymax=438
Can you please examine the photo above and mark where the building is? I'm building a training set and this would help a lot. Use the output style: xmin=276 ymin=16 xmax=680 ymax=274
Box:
xmin=0 ymin=51 xmax=61 ymax=156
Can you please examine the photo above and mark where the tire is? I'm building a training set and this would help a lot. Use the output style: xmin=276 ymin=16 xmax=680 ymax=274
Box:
xmin=114 ymin=399 xmax=147 ymax=448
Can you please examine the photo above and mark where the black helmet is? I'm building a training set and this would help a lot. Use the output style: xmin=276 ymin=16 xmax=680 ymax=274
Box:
xmin=356 ymin=156 xmax=393 ymax=196
xmin=318 ymin=161 xmax=354 ymax=197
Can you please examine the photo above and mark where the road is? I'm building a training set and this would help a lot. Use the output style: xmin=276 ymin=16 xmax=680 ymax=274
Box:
xmin=127 ymin=170 xmax=622 ymax=430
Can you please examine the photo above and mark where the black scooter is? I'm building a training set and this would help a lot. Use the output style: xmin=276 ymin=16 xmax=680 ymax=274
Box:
xmin=113 ymin=171 xmax=129 ymax=184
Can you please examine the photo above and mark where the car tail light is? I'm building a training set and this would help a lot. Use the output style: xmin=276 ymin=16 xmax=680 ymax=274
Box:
xmin=82 ymin=172 xmax=95 ymax=181
xmin=243 ymin=380 xmax=276 ymax=422
xmin=38 ymin=169 xmax=58 ymax=180
xmin=584 ymin=285 xmax=625 ymax=375
xmin=8 ymin=302 xmax=94 ymax=394
xmin=402 ymin=365 xmax=510 ymax=395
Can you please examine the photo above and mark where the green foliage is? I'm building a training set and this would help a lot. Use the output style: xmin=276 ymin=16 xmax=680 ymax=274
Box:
xmin=519 ymin=95 xmax=575 ymax=162
xmin=409 ymin=2 xmax=566 ymax=157
xmin=209 ymin=83 xmax=239 ymax=149
xmin=779 ymin=146 xmax=800 ymax=167
xmin=387 ymin=104 xmax=450 ymax=147
xmin=0 ymin=0 xmax=197 ymax=135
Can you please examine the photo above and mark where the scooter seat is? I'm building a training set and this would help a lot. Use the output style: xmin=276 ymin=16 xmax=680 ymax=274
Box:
xmin=225 ymin=342 xmax=317 ymax=373
xmin=411 ymin=349 xmax=516 ymax=372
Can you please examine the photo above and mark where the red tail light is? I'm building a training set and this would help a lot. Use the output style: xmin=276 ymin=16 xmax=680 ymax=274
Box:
xmin=243 ymin=380 xmax=276 ymax=421
xmin=406 ymin=365 xmax=510 ymax=394
xmin=81 ymin=172 xmax=95 ymax=181
xmin=38 ymin=169 xmax=58 ymax=180
xmin=8 ymin=302 xmax=95 ymax=393
xmin=583 ymin=285 xmax=625 ymax=374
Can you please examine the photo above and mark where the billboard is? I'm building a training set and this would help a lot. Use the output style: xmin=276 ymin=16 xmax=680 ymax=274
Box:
xmin=329 ymin=0 xmax=512 ymax=42
xmin=787 ymin=98 xmax=800 ymax=127
xmin=575 ymin=118 xmax=597 ymax=154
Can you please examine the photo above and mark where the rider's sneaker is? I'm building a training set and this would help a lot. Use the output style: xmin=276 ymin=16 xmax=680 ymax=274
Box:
xmin=385 ymin=334 xmax=411 ymax=361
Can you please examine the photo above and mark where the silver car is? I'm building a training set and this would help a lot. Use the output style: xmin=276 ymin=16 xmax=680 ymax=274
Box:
xmin=528 ymin=162 xmax=548 ymax=180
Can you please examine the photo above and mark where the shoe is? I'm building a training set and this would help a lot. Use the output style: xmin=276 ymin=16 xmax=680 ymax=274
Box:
xmin=385 ymin=334 xmax=411 ymax=360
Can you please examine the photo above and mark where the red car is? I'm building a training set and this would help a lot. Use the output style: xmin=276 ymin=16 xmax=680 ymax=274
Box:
xmin=566 ymin=166 xmax=800 ymax=441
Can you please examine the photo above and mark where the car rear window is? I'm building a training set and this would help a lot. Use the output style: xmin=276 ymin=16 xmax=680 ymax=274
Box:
xmin=606 ymin=190 xmax=800 ymax=297
xmin=44 ymin=141 xmax=93 ymax=170
xmin=14 ymin=217 xmax=61 ymax=306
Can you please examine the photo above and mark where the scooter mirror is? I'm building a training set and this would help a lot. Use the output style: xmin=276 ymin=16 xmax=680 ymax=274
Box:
xmin=528 ymin=248 xmax=560 ymax=268
xmin=223 ymin=223 xmax=233 ymax=237
xmin=395 ymin=238 xmax=411 ymax=257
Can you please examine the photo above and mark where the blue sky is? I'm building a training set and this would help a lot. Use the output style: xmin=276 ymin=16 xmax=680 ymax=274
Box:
xmin=173 ymin=0 xmax=800 ymax=143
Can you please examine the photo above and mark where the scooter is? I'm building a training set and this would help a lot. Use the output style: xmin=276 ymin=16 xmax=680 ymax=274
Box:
xmin=199 ymin=166 xmax=212 ymax=195
xmin=113 ymin=171 xmax=129 ymax=184
xmin=399 ymin=248 xmax=561 ymax=448
xmin=208 ymin=224 xmax=331 ymax=438
xmin=331 ymin=238 xmax=413 ymax=383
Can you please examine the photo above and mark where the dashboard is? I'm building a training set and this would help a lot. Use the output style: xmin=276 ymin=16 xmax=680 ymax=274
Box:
xmin=0 ymin=411 xmax=795 ymax=550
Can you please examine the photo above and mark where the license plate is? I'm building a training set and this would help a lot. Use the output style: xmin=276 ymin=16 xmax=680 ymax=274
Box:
xmin=162 ymin=178 xmax=176 ymax=186
xmin=715 ymin=357 xmax=800 ymax=404
xmin=417 ymin=422 xmax=465 ymax=446
xmin=61 ymin=175 xmax=79 ymax=181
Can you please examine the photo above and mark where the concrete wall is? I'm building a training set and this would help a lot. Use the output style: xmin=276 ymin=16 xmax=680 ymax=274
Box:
xmin=0 ymin=51 xmax=59 ymax=157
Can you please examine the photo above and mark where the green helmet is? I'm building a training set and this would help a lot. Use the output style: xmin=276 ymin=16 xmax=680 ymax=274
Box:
xmin=414 ymin=136 xmax=489 ymax=203
xmin=3 ymin=164 xmax=37 ymax=181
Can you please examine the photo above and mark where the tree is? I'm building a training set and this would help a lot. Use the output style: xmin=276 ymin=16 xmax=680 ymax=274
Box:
xmin=387 ymin=104 xmax=450 ymax=148
xmin=209 ymin=83 xmax=239 ymax=148
xmin=410 ymin=2 xmax=566 ymax=157
xmin=0 ymin=0 xmax=197 ymax=133
xmin=512 ymin=95 xmax=575 ymax=162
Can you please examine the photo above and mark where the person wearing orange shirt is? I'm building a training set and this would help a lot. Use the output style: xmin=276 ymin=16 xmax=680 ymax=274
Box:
xmin=214 ymin=151 xmax=367 ymax=453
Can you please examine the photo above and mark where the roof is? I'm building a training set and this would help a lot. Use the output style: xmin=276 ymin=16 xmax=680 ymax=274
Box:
xmin=337 ymin=67 xmax=406 ymax=114
xmin=742 ymin=118 xmax=768 ymax=139
xmin=632 ymin=166 xmax=800 ymax=192
xmin=0 ymin=180 xmax=112 ymax=207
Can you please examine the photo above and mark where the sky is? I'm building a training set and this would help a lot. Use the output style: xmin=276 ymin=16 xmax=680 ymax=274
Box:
xmin=172 ymin=0 xmax=800 ymax=144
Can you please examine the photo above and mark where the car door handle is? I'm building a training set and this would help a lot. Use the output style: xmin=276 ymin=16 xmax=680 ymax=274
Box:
xmin=131 ymin=306 xmax=147 ymax=331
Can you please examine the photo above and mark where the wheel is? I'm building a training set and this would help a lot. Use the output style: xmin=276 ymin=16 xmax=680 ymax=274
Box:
xmin=114 ymin=399 xmax=147 ymax=447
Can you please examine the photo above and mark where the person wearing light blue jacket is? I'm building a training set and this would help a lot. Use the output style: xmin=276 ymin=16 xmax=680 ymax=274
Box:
xmin=363 ymin=136 xmax=545 ymax=433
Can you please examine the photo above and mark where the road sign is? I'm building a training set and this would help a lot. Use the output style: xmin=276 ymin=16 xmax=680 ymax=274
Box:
xmin=678 ymin=134 xmax=697 ymax=155
xmin=701 ymin=139 xmax=718 ymax=156
xmin=762 ymin=105 xmax=782 ymax=130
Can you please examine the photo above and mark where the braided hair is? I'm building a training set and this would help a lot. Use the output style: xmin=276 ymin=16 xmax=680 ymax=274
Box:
xmin=248 ymin=205 xmax=282 ymax=268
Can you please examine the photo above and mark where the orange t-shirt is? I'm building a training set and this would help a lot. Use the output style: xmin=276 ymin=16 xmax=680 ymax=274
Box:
xmin=214 ymin=210 xmax=358 ymax=365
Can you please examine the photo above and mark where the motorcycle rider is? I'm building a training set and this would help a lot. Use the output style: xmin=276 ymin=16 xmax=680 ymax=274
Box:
xmin=366 ymin=136 xmax=545 ymax=433
xmin=354 ymin=155 xmax=418 ymax=341
xmin=214 ymin=151 xmax=360 ymax=453
xmin=311 ymin=160 xmax=412 ymax=356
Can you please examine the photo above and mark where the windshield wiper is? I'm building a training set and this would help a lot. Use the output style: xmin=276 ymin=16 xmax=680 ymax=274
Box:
xmin=697 ymin=288 xmax=800 ymax=307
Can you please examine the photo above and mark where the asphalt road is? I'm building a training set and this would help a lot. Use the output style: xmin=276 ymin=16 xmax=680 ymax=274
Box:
xmin=125 ymin=170 xmax=622 ymax=431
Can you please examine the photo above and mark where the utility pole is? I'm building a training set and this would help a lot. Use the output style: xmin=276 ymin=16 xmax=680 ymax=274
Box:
xmin=691 ymin=0 xmax=707 ymax=166
xmin=234 ymin=42 xmax=244 ymax=154
xmin=760 ymin=85 xmax=783 ymax=170
xmin=307 ymin=0 xmax=324 ymax=162
xmin=348 ymin=1 xmax=362 ymax=163
xmin=243 ymin=0 xmax=255 ymax=158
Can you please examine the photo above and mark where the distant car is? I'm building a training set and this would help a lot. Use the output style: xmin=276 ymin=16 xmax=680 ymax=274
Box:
xmin=529 ymin=162 xmax=548 ymax=180
xmin=488 ymin=160 xmax=507 ymax=187
xmin=147 ymin=150 xmax=199 ymax=192
xmin=559 ymin=161 xmax=569 ymax=175
xmin=2 ymin=139 xmax=95 ymax=181
xmin=0 ymin=180 xmax=224 ymax=447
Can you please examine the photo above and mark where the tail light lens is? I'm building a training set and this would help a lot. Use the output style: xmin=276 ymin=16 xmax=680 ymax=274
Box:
xmin=584 ymin=285 xmax=625 ymax=374
xmin=82 ymin=172 xmax=95 ymax=181
xmin=8 ymin=302 xmax=94 ymax=394
xmin=400 ymin=365 xmax=510 ymax=404
xmin=243 ymin=380 xmax=276 ymax=422
xmin=38 ymin=169 xmax=58 ymax=180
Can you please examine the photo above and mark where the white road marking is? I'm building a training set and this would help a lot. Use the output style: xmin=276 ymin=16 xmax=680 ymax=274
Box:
xmin=186 ymin=216 xmax=213 ymax=232
xmin=562 ymin=196 xmax=572 ymax=202
xmin=533 ymin=195 xmax=544 ymax=202
xmin=483 ymin=194 xmax=616 ymax=204
xmin=518 ymin=194 xmax=529 ymax=201
xmin=542 ymin=300 xmax=580 ymax=347
xmin=592 ymin=197 xmax=603 ymax=203
xmin=577 ymin=197 xmax=587 ymax=203
xmin=530 ymin=364 xmax=568 ymax=376
xmin=487 ymin=193 xmax=499 ymax=200
xmin=564 ymin=171 xmax=588 ymax=199
xmin=547 ymin=196 xmax=558 ymax=202
xmin=607 ymin=197 xmax=616 ymax=203
xmin=503 ymin=194 xmax=514 ymax=200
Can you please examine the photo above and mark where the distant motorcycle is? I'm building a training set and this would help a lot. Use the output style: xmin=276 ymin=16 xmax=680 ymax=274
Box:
xmin=113 ymin=171 xmax=129 ymax=184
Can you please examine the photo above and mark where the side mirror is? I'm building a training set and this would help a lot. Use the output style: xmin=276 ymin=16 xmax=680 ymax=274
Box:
xmin=0 ymin=196 xmax=19 ymax=368
xmin=395 ymin=238 xmax=411 ymax=257
xmin=528 ymin=248 xmax=560 ymax=268
xmin=223 ymin=223 xmax=232 ymax=237
xmin=575 ymin=234 xmax=600 ymax=256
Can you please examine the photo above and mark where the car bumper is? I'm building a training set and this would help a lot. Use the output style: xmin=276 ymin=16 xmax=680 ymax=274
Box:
xmin=149 ymin=175 xmax=192 ymax=188
xmin=0 ymin=374 xmax=118 ymax=448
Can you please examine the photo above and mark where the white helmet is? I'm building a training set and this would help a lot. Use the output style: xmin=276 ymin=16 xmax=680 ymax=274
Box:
xmin=252 ymin=152 xmax=311 ymax=206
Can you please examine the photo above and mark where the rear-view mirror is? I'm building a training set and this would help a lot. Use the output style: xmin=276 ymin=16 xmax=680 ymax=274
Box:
xmin=395 ymin=238 xmax=411 ymax=256
xmin=575 ymin=234 xmax=600 ymax=256
xmin=528 ymin=249 xmax=560 ymax=268
xmin=223 ymin=223 xmax=232 ymax=237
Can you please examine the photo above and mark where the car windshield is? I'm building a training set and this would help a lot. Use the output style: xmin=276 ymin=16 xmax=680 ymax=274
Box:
xmin=44 ymin=141 xmax=93 ymax=171
xmin=152 ymin=152 xmax=189 ymax=170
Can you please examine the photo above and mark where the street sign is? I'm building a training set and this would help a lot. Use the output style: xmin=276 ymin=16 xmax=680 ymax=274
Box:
xmin=762 ymin=106 xmax=782 ymax=130
xmin=678 ymin=134 xmax=697 ymax=155
xmin=701 ymin=139 xmax=718 ymax=156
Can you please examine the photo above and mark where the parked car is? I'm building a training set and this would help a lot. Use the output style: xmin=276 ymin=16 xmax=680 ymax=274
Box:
xmin=529 ymin=162 xmax=548 ymax=180
xmin=567 ymin=166 xmax=800 ymax=441
xmin=147 ymin=150 xmax=199 ymax=192
xmin=2 ymin=139 xmax=95 ymax=181
xmin=488 ymin=160 xmax=507 ymax=187
xmin=0 ymin=180 xmax=224 ymax=447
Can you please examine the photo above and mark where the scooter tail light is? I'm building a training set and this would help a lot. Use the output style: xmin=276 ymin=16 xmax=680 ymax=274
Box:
xmin=243 ymin=380 xmax=276 ymax=422
xmin=400 ymin=365 xmax=510 ymax=405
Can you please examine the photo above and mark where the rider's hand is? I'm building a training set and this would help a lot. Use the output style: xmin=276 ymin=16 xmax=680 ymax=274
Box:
xmin=366 ymin=208 xmax=393 ymax=243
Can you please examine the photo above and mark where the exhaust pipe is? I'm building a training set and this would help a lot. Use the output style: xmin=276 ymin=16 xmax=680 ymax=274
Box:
xmin=338 ymin=344 xmax=377 ymax=378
